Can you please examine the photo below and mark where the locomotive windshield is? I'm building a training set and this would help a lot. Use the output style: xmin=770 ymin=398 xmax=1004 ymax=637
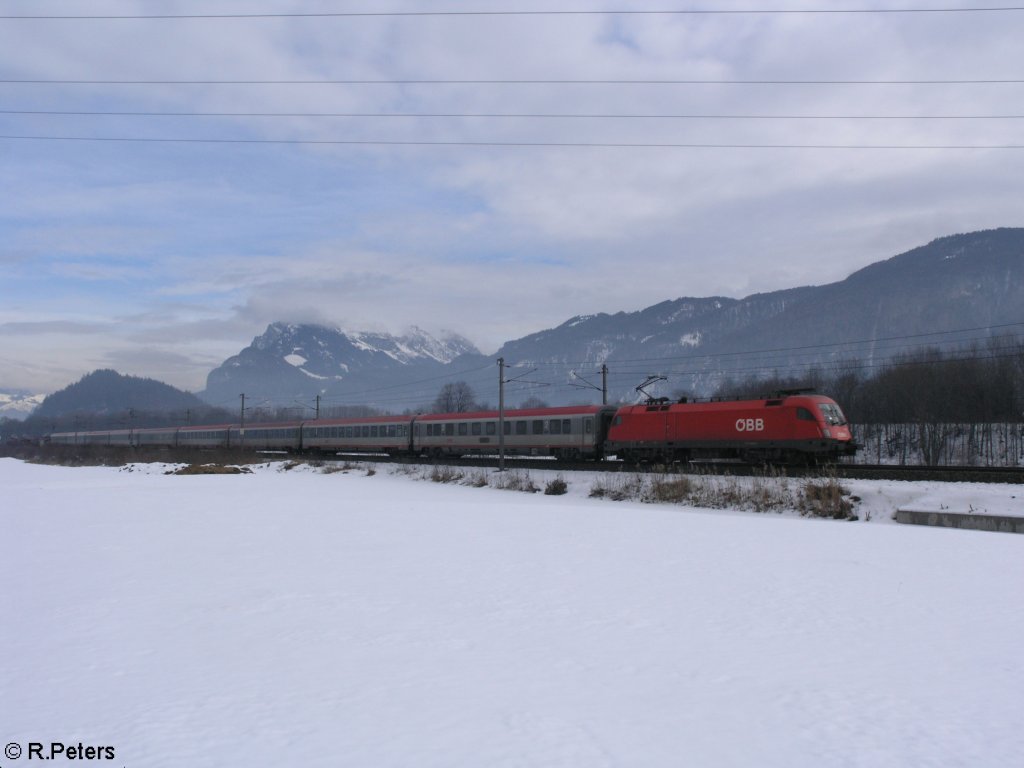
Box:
xmin=818 ymin=403 xmax=847 ymax=426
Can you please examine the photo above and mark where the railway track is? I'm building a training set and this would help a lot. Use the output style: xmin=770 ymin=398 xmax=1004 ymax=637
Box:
xmin=15 ymin=445 xmax=1024 ymax=484
xmin=347 ymin=453 xmax=1024 ymax=485
xmin=831 ymin=463 xmax=1024 ymax=484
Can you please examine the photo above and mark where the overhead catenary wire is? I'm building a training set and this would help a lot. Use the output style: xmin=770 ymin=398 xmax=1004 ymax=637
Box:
xmin=2 ymin=135 xmax=1022 ymax=150
xmin=4 ymin=78 xmax=1024 ymax=86
xmin=5 ymin=109 xmax=1024 ymax=120
xmin=238 ymin=347 xmax=1024 ymax=411
xmin=606 ymin=346 xmax=1024 ymax=387
xmin=3 ymin=7 xmax=1024 ymax=19
xmin=521 ymin=321 xmax=1024 ymax=369
xmin=235 ymin=330 xmax=1024 ymax=411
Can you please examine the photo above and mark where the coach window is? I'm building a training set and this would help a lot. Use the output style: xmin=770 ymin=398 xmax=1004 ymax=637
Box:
xmin=797 ymin=407 xmax=815 ymax=421
xmin=445 ymin=423 xmax=455 ymax=436
xmin=360 ymin=426 xmax=369 ymax=437
xmin=370 ymin=425 xmax=379 ymax=438
xmin=471 ymin=422 xmax=481 ymax=436
xmin=456 ymin=422 xmax=467 ymax=436
xmin=486 ymin=422 xmax=496 ymax=436
xmin=585 ymin=418 xmax=593 ymax=434
xmin=515 ymin=421 xmax=527 ymax=435
xmin=549 ymin=419 xmax=561 ymax=435
xmin=562 ymin=419 xmax=571 ymax=434
xmin=532 ymin=420 xmax=544 ymax=435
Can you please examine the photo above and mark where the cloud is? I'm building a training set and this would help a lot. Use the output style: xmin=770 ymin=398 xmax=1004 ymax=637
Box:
xmin=0 ymin=320 xmax=114 ymax=336
xmin=2 ymin=2 xmax=1023 ymax=392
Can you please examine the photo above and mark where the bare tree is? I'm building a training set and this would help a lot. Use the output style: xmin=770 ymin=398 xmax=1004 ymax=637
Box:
xmin=519 ymin=396 xmax=549 ymax=409
xmin=432 ymin=381 xmax=477 ymax=413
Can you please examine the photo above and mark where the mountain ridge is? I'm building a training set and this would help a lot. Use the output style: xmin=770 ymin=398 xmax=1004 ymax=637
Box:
xmin=203 ymin=324 xmax=482 ymax=407
xmin=201 ymin=227 xmax=1024 ymax=409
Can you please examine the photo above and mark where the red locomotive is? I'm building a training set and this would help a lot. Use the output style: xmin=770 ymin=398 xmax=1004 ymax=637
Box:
xmin=604 ymin=390 xmax=855 ymax=463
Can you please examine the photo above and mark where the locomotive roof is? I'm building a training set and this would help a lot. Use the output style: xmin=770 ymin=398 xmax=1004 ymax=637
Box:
xmin=619 ymin=393 xmax=838 ymax=410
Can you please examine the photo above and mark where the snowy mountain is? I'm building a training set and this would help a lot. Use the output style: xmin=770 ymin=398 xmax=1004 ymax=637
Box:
xmin=204 ymin=323 xmax=481 ymax=407
xmin=493 ymin=227 xmax=1024 ymax=402
xmin=0 ymin=390 xmax=46 ymax=420
xmin=202 ymin=228 xmax=1024 ymax=410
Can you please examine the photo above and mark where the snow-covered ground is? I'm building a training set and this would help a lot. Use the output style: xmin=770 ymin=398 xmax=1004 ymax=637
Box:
xmin=2 ymin=457 xmax=1022 ymax=767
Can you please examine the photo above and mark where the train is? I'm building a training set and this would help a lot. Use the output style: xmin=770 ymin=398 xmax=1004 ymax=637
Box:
xmin=47 ymin=390 xmax=857 ymax=464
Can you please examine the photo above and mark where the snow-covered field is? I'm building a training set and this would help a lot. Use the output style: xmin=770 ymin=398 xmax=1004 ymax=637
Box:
xmin=2 ymin=457 xmax=1022 ymax=767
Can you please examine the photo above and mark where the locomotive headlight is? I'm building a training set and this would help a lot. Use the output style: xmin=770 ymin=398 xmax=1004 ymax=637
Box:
xmin=822 ymin=428 xmax=832 ymax=438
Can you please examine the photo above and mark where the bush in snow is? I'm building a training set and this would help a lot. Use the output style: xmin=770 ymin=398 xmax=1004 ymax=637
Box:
xmin=799 ymin=475 xmax=855 ymax=519
xmin=492 ymin=470 xmax=538 ymax=493
xmin=589 ymin=473 xmax=646 ymax=501
xmin=544 ymin=476 xmax=568 ymax=495
xmin=428 ymin=465 xmax=464 ymax=484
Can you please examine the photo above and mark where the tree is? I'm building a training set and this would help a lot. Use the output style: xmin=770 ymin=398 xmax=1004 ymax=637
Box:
xmin=519 ymin=396 xmax=549 ymax=409
xmin=432 ymin=381 xmax=477 ymax=413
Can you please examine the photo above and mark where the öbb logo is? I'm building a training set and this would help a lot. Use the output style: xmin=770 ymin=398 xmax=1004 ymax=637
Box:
xmin=735 ymin=418 xmax=765 ymax=432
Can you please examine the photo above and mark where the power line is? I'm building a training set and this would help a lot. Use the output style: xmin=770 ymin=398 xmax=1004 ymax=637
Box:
xmin=629 ymin=347 xmax=1024 ymax=384
xmin=525 ymin=321 xmax=1024 ymax=368
xmin=312 ymin=362 xmax=495 ymax=402
xmin=229 ymin=325 xmax=1024 ymax=407
xmin=3 ymin=134 xmax=1023 ymax=150
xmin=3 ymin=7 xmax=1023 ymax=19
xmin=5 ymin=109 xmax=1024 ymax=120
xmin=3 ymin=78 xmax=1023 ymax=86
xmin=92 ymin=323 xmax=1024 ymax=413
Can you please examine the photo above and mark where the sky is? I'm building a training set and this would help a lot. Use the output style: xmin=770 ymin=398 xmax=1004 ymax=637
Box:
xmin=2 ymin=1 xmax=1023 ymax=394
